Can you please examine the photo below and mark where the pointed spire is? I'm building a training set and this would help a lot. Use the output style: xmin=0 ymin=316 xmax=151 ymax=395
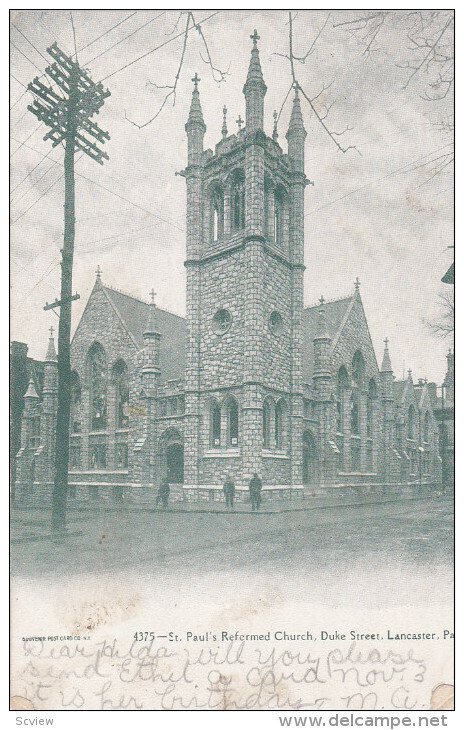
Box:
xmin=25 ymin=377 xmax=39 ymax=400
xmin=381 ymin=337 xmax=393 ymax=373
xmin=222 ymin=105 xmax=228 ymax=139
xmin=314 ymin=295 xmax=331 ymax=340
xmin=243 ymin=29 xmax=267 ymax=132
xmin=286 ymin=83 xmax=306 ymax=136
xmin=186 ymin=73 xmax=205 ymax=130
xmin=143 ymin=288 xmax=159 ymax=339
xmin=45 ymin=325 xmax=57 ymax=362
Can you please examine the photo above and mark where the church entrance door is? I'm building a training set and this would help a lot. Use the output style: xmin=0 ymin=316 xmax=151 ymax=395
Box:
xmin=166 ymin=443 xmax=184 ymax=484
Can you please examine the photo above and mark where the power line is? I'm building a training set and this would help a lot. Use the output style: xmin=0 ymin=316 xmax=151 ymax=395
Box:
xmin=10 ymin=39 xmax=44 ymax=74
xmin=305 ymin=143 xmax=454 ymax=218
xmin=84 ymin=11 xmax=166 ymax=66
xmin=11 ymin=22 xmax=50 ymax=63
xmin=11 ymin=73 xmax=27 ymax=89
xmin=10 ymin=137 xmax=184 ymax=231
xmin=99 ymin=10 xmax=220 ymax=82
xmin=10 ymin=150 xmax=57 ymax=198
xmin=76 ymin=11 xmax=137 ymax=54
xmin=10 ymin=123 xmax=42 ymax=158
xmin=70 ymin=12 xmax=78 ymax=60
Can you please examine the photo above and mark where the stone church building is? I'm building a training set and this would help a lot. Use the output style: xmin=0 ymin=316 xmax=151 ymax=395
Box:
xmin=14 ymin=33 xmax=443 ymax=503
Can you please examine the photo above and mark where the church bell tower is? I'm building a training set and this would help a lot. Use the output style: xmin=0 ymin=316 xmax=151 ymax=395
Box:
xmin=183 ymin=31 xmax=308 ymax=495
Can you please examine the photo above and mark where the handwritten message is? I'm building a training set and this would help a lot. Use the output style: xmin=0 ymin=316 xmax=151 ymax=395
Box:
xmin=14 ymin=638 xmax=431 ymax=710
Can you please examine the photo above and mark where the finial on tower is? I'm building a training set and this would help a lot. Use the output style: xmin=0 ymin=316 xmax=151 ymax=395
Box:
xmin=272 ymin=110 xmax=278 ymax=141
xmin=407 ymin=368 xmax=413 ymax=379
xmin=149 ymin=288 xmax=156 ymax=305
xmin=319 ymin=295 xmax=325 ymax=306
xmin=236 ymin=114 xmax=243 ymax=132
xmin=222 ymin=105 xmax=228 ymax=139
xmin=192 ymin=72 xmax=200 ymax=90
xmin=354 ymin=277 xmax=360 ymax=291
xmin=381 ymin=337 xmax=393 ymax=372
xmin=96 ymin=265 xmax=102 ymax=281
xmin=49 ymin=326 xmax=54 ymax=338
xmin=251 ymin=29 xmax=260 ymax=47
xmin=45 ymin=324 xmax=57 ymax=362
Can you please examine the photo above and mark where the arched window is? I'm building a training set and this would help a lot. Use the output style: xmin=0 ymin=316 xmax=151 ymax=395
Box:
xmin=112 ymin=360 xmax=129 ymax=429
xmin=351 ymin=352 xmax=365 ymax=436
xmin=210 ymin=400 xmax=221 ymax=447
xmin=231 ymin=170 xmax=245 ymax=230
xmin=211 ymin=184 xmax=224 ymax=242
xmin=88 ymin=342 xmax=107 ymax=431
xmin=263 ymin=397 xmax=274 ymax=448
xmin=336 ymin=366 xmax=349 ymax=433
xmin=275 ymin=399 xmax=286 ymax=449
xmin=226 ymin=397 xmax=239 ymax=446
xmin=423 ymin=411 xmax=430 ymax=442
xmin=70 ymin=370 xmax=81 ymax=433
xmin=367 ymin=378 xmax=377 ymax=438
xmin=274 ymin=186 xmax=287 ymax=247
xmin=408 ymin=405 xmax=415 ymax=440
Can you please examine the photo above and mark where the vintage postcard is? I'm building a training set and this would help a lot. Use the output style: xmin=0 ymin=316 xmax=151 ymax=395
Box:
xmin=10 ymin=7 xmax=454 ymax=716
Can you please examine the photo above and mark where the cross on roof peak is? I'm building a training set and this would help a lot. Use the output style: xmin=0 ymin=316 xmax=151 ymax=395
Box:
xmin=192 ymin=72 xmax=200 ymax=89
xmin=354 ymin=276 xmax=360 ymax=290
xmin=49 ymin=326 xmax=54 ymax=338
xmin=236 ymin=114 xmax=243 ymax=130
xmin=384 ymin=337 xmax=389 ymax=347
xmin=95 ymin=265 xmax=102 ymax=280
xmin=149 ymin=288 xmax=156 ymax=304
xmin=251 ymin=29 xmax=260 ymax=46
xmin=319 ymin=295 xmax=325 ymax=306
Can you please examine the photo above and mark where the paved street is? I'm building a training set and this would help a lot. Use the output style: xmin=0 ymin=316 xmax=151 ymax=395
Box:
xmin=11 ymin=496 xmax=453 ymax=580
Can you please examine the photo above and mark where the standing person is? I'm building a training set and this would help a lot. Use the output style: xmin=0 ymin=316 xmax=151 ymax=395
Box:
xmin=223 ymin=475 xmax=236 ymax=509
xmin=156 ymin=479 xmax=170 ymax=510
xmin=249 ymin=473 xmax=263 ymax=511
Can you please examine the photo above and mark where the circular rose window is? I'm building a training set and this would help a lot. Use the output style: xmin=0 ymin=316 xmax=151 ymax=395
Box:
xmin=212 ymin=308 xmax=232 ymax=335
xmin=269 ymin=310 xmax=283 ymax=334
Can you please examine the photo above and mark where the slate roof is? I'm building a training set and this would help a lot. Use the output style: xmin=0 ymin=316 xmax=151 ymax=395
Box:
xmin=103 ymin=286 xmax=187 ymax=383
xmin=302 ymin=297 xmax=352 ymax=382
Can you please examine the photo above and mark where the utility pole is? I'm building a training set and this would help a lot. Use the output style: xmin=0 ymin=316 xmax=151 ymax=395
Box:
xmin=27 ymin=43 xmax=110 ymax=531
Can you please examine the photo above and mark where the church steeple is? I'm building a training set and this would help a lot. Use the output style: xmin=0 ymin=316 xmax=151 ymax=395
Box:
xmin=185 ymin=73 xmax=206 ymax=165
xmin=381 ymin=337 xmax=393 ymax=373
xmin=243 ymin=30 xmax=267 ymax=133
xmin=286 ymin=84 xmax=306 ymax=172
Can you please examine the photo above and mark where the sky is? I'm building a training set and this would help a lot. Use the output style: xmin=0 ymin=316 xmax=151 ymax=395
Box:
xmin=10 ymin=9 xmax=454 ymax=383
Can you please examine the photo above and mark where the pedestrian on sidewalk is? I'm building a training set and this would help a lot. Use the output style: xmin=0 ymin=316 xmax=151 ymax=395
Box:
xmin=223 ymin=475 xmax=236 ymax=509
xmin=249 ymin=473 xmax=263 ymax=511
xmin=156 ymin=479 xmax=170 ymax=510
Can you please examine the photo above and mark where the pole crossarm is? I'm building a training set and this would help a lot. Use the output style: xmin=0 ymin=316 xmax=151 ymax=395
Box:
xmin=27 ymin=44 xmax=111 ymax=162
xmin=43 ymin=293 xmax=80 ymax=311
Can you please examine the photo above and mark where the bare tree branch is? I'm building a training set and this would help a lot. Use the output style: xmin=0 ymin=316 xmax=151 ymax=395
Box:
xmin=125 ymin=10 xmax=228 ymax=130
xmin=424 ymin=289 xmax=454 ymax=339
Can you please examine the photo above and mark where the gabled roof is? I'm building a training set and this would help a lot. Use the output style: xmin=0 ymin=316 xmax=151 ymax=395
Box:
xmin=302 ymin=297 xmax=352 ymax=381
xmin=103 ymin=286 xmax=187 ymax=383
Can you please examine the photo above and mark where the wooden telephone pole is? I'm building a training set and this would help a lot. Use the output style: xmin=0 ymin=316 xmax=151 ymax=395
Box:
xmin=27 ymin=43 xmax=110 ymax=531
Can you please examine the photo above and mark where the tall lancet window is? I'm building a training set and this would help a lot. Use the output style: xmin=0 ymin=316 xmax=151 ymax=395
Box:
xmin=211 ymin=184 xmax=224 ymax=242
xmin=88 ymin=342 xmax=107 ymax=431
xmin=112 ymin=360 xmax=129 ymax=429
xmin=274 ymin=186 xmax=287 ymax=247
xmin=231 ymin=170 xmax=245 ymax=230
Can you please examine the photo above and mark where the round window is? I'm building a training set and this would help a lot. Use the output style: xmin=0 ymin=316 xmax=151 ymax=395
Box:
xmin=212 ymin=308 xmax=232 ymax=335
xmin=269 ymin=310 xmax=283 ymax=334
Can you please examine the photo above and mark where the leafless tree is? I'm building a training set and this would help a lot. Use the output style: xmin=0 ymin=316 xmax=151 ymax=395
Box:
xmin=275 ymin=12 xmax=358 ymax=155
xmin=425 ymin=288 xmax=454 ymax=339
xmin=333 ymin=10 xmax=454 ymax=184
xmin=125 ymin=10 xmax=229 ymax=129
